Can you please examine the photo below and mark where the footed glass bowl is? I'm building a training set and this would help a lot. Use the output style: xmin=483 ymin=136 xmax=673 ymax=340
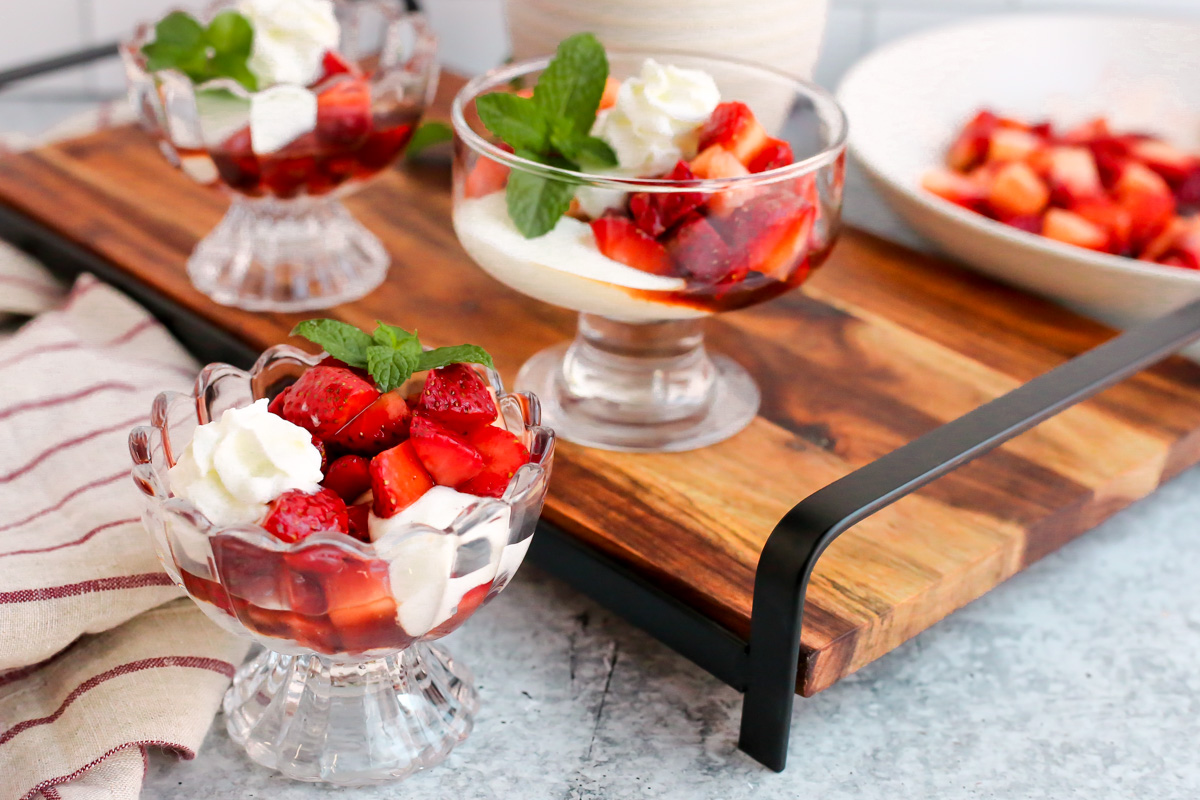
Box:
xmin=128 ymin=345 xmax=554 ymax=786
xmin=452 ymin=52 xmax=847 ymax=452
xmin=121 ymin=0 xmax=438 ymax=311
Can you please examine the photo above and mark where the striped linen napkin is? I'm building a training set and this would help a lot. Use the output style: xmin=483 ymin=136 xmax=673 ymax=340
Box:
xmin=0 ymin=245 xmax=250 ymax=800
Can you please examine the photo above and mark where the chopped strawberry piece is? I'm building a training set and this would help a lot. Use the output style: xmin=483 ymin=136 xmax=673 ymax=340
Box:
xmin=1071 ymin=198 xmax=1133 ymax=254
xmin=1062 ymin=117 xmax=1112 ymax=144
xmin=280 ymin=365 xmax=380 ymax=439
xmin=1039 ymin=146 xmax=1102 ymax=202
xmin=370 ymin=440 xmax=435 ymax=517
xmin=418 ymin=363 xmax=499 ymax=434
xmin=427 ymin=581 xmax=493 ymax=637
xmin=665 ymin=213 xmax=734 ymax=283
xmin=267 ymin=385 xmax=292 ymax=417
xmin=312 ymin=438 xmax=327 ymax=471
xmin=747 ymin=138 xmax=794 ymax=173
xmin=464 ymin=147 xmax=512 ymax=199
xmin=599 ymin=76 xmax=621 ymax=111
xmin=322 ymin=454 xmax=373 ymax=503
xmin=1130 ymin=139 xmax=1195 ymax=186
xmin=988 ymin=128 xmax=1044 ymax=163
xmin=986 ymin=161 xmax=1050 ymax=217
xmin=717 ymin=195 xmax=815 ymax=281
xmin=1115 ymin=162 xmax=1176 ymax=246
xmin=946 ymin=110 xmax=999 ymax=172
xmin=457 ymin=470 xmax=512 ymax=498
xmin=697 ymin=102 xmax=768 ymax=165
xmin=689 ymin=146 xmax=754 ymax=214
xmin=466 ymin=426 xmax=530 ymax=481
xmin=921 ymin=168 xmax=986 ymax=211
xmin=628 ymin=161 xmax=703 ymax=236
xmin=410 ymin=414 xmax=485 ymax=487
xmin=346 ymin=502 xmax=372 ymax=543
xmin=210 ymin=127 xmax=261 ymax=194
xmin=329 ymin=391 xmax=411 ymax=455
xmin=1175 ymin=166 xmax=1200 ymax=215
xmin=1042 ymin=209 xmax=1109 ymax=251
xmin=998 ymin=214 xmax=1043 ymax=235
xmin=1087 ymin=136 xmax=1133 ymax=189
xmin=316 ymin=77 xmax=373 ymax=149
xmin=591 ymin=216 xmax=675 ymax=276
xmin=261 ymin=487 xmax=350 ymax=544
xmin=318 ymin=50 xmax=361 ymax=82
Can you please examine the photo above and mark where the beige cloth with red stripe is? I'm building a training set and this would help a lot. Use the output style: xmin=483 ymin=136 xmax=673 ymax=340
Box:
xmin=0 ymin=244 xmax=250 ymax=800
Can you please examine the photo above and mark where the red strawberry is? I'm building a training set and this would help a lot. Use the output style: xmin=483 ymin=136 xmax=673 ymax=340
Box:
xmin=457 ymin=470 xmax=511 ymax=498
xmin=921 ymin=168 xmax=986 ymax=211
xmin=665 ymin=213 xmax=733 ymax=282
xmin=410 ymin=414 xmax=485 ymax=487
xmin=370 ymin=440 xmax=435 ymax=517
xmin=1072 ymin=198 xmax=1133 ymax=254
xmin=261 ymin=487 xmax=350 ymax=544
xmin=427 ymin=581 xmax=493 ymax=637
xmin=417 ymin=364 xmax=498 ymax=434
xmin=1175 ymin=166 xmax=1200 ymax=214
xmin=747 ymin=138 xmax=794 ymax=173
xmin=627 ymin=161 xmax=703 ymax=236
xmin=267 ymin=385 xmax=292 ymax=417
xmin=317 ymin=77 xmax=373 ymax=149
xmin=318 ymin=50 xmax=361 ymax=83
xmin=329 ymin=391 xmax=411 ymax=455
xmin=318 ymin=355 xmax=372 ymax=382
xmin=689 ymin=146 xmax=754 ymax=214
xmin=986 ymin=162 xmax=1050 ymax=218
xmin=312 ymin=438 xmax=327 ymax=471
xmin=717 ymin=195 xmax=815 ymax=281
xmin=946 ymin=110 xmax=998 ymax=172
xmin=1130 ymin=139 xmax=1195 ymax=187
xmin=322 ymin=455 xmax=373 ymax=503
xmin=1042 ymin=208 xmax=1108 ymax=252
xmin=210 ymin=127 xmax=261 ymax=194
xmin=346 ymin=503 xmax=372 ymax=542
xmin=466 ymin=425 xmax=530 ymax=480
xmin=280 ymin=365 xmax=380 ymax=439
xmin=1115 ymin=162 xmax=1176 ymax=247
xmin=464 ymin=144 xmax=514 ymax=199
xmin=697 ymin=101 xmax=768 ymax=165
xmin=591 ymin=216 xmax=675 ymax=276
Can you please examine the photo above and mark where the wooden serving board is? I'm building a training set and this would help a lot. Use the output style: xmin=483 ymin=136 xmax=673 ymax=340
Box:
xmin=3 ymin=77 xmax=1200 ymax=698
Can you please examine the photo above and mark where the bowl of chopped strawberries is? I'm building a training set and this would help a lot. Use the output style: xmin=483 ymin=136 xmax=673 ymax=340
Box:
xmin=838 ymin=13 xmax=1200 ymax=353
xmin=128 ymin=319 xmax=553 ymax=786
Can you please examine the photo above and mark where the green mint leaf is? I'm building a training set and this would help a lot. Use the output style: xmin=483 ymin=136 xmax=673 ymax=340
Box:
xmin=416 ymin=345 xmax=495 ymax=372
xmin=476 ymin=92 xmax=549 ymax=152
xmin=208 ymin=52 xmax=258 ymax=91
xmin=405 ymin=121 xmax=453 ymax=159
xmin=141 ymin=10 xmax=257 ymax=90
xmin=153 ymin=11 xmax=206 ymax=49
xmin=533 ymin=33 xmax=608 ymax=138
xmin=206 ymin=10 xmax=254 ymax=58
xmin=366 ymin=345 xmax=417 ymax=392
xmin=505 ymin=161 xmax=577 ymax=238
xmin=553 ymin=132 xmax=617 ymax=168
xmin=291 ymin=319 xmax=373 ymax=367
xmin=371 ymin=321 xmax=417 ymax=349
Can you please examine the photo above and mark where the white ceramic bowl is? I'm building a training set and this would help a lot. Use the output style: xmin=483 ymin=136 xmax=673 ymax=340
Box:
xmin=838 ymin=14 xmax=1200 ymax=355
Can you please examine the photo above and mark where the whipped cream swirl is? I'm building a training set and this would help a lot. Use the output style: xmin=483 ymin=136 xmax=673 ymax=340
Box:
xmin=239 ymin=0 xmax=340 ymax=87
xmin=591 ymin=58 xmax=721 ymax=177
xmin=168 ymin=399 xmax=324 ymax=526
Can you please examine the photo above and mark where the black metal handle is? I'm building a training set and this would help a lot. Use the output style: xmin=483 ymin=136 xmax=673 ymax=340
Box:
xmin=738 ymin=296 xmax=1200 ymax=771
xmin=0 ymin=43 xmax=120 ymax=92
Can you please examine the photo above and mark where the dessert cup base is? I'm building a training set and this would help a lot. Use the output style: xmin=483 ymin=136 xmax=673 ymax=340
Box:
xmin=188 ymin=196 xmax=389 ymax=312
xmin=223 ymin=642 xmax=479 ymax=786
xmin=516 ymin=316 xmax=760 ymax=453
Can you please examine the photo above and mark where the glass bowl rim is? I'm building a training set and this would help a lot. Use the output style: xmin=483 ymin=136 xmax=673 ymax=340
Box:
xmin=451 ymin=49 xmax=849 ymax=193
xmin=119 ymin=0 xmax=435 ymax=99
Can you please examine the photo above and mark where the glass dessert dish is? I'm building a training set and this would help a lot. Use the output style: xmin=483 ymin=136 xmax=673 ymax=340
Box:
xmin=121 ymin=0 xmax=438 ymax=312
xmin=451 ymin=52 xmax=847 ymax=452
xmin=128 ymin=345 xmax=554 ymax=785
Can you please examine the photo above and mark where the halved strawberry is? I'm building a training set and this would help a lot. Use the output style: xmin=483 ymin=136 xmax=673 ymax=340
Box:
xmin=1130 ymin=139 xmax=1195 ymax=186
xmin=664 ymin=213 xmax=733 ymax=283
xmin=697 ymin=102 xmax=768 ymax=165
xmin=591 ymin=216 xmax=675 ymax=276
xmin=457 ymin=470 xmax=511 ymax=498
xmin=370 ymin=440 xmax=435 ymax=517
xmin=418 ymin=363 xmax=499 ymax=434
xmin=410 ymin=414 xmax=485 ymax=487
xmin=689 ymin=146 xmax=754 ymax=215
xmin=466 ymin=426 xmax=530 ymax=482
xmin=1042 ymin=208 xmax=1108 ymax=251
xmin=921 ymin=168 xmax=986 ymax=211
xmin=628 ymin=161 xmax=703 ymax=236
xmin=322 ymin=455 xmax=373 ymax=503
xmin=267 ymin=385 xmax=292 ymax=417
xmin=947 ymin=110 xmax=999 ymax=172
xmin=717 ymin=195 xmax=815 ymax=281
xmin=316 ymin=77 xmax=372 ymax=149
xmin=261 ymin=487 xmax=350 ymax=544
xmin=329 ymin=391 xmax=411 ymax=455
xmin=346 ymin=502 xmax=371 ymax=543
xmin=280 ymin=365 xmax=380 ymax=439
xmin=986 ymin=161 xmax=1050 ymax=217
xmin=747 ymin=138 xmax=794 ymax=173
xmin=1115 ymin=162 xmax=1176 ymax=246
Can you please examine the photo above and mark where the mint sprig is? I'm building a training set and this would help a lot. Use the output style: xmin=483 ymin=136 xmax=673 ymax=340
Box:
xmin=474 ymin=33 xmax=617 ymax=238
xmin=291 ymin=319 xmax=496 ymax=393
xmin=142 ymin=10 xmax=258 ymax=91
xmin=405 ymin=121 xmax=454 ymax=160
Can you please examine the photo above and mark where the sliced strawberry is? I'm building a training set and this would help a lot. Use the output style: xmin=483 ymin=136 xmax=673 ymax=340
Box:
xmin=599 ymin=76 xmax=621 ymax=111
xmin=1130 ymin=139 xmax=1195 ymax=186
xmin=318 ymin=355 xmax=372 ymax=382
xmin=1087 ymin=136 xmax=1133 ymax=189
xmin=457 ymin=469 xmax=512 ymax=498
xmin=261 ymin=487 xmax=350 ymax=544
xmin=947 ymin=110 xmax=999 ymax=172
xmin=427 ymin=581 xmax=493 ymax=637
xmin=747 ymin=138 xmax=794 ymax=173
xmin=921 ymin=168 xmax=986 ymax=211
xmin=1040 ymin=146 xmax=1102 ymax=202
xmin=1072 ymin=197 xmax=1133 ymax=254
xmin=464 ymin=145 xmax=513 ymax=199
xmin=322 ymin=454 xmax=373 ymax=503
xmin=665 ymin=213 xmax=734 ymax=283
xmin=1062 ymin=117 xmax=1112 ymax=144
xmin=591 ymin=216 xmax=675 ymax=276
xmin=410 ymin=414 xmax=485 ymax=487
xmin=318 ymin=50 xmax=361 ymax=82
xmin=627 ymin=160 xmax=703 ymax=236
xmin=329 ymin=391 xmax=411 ymax=455
xmin=717 ymin=195 xmax=815 ymax=281
xmin=346 ymin=502 xmax=372 ymax=543
xmin=417 ymin=363 xmax=499 ymax=434
xmin=697 ymin=101 xmax=768 ymax=165
xmin=466 ymin=426 xmax=530 ymax=481
xmin=280 ymin=365 xmax=380 ymax=439
xmin=1176 ymin=166 xmax=1200 ymax=215
xmin=1042 ymin=209 xmax=1108 ymax=251
xmin=986 ymin=161 xmax=1050 ymax=218
xmin=316 ymin=77 xmax=372 ymax=149
xmin=210 ymin=127 xmax=261 ymax=194
xmin=1115 ymin=162 xmax=1176 ymax=247
xmin=370 ymin=440 xmax=435 ymax=517
xmin=987 ymin=128 xmax=1044 ymax=163
xmin=689 ymin=146 xmax=754 ymax=215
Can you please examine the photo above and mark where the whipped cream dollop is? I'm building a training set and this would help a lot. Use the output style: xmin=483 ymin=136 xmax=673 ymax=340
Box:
xmin=592 ymin=58 xmax=721 ymax=177
xmin=239 ymin=0 xmax=340 ymax=87
xmin=249 ymin=84 xmax=318 ymax=153
xmin=168 ymin=399 xmax=324 ymax=526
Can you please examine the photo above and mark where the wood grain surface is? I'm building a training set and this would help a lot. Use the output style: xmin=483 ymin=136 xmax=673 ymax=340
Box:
xmin=2 ymin=76 xmax=1200 ymax=696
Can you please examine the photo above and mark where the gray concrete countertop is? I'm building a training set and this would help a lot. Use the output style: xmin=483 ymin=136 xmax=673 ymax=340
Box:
xmin=140 ymin=165 xmax=1200 ymax=798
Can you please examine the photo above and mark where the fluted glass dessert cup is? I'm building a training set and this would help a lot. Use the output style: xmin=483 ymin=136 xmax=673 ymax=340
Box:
xmin=451 ymin=52 xmax=847 ymax=453
xmin=122 ymin=0 xmax=438 ymax=312
xmin=129 ymin=345 xmax=554 ymax=786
